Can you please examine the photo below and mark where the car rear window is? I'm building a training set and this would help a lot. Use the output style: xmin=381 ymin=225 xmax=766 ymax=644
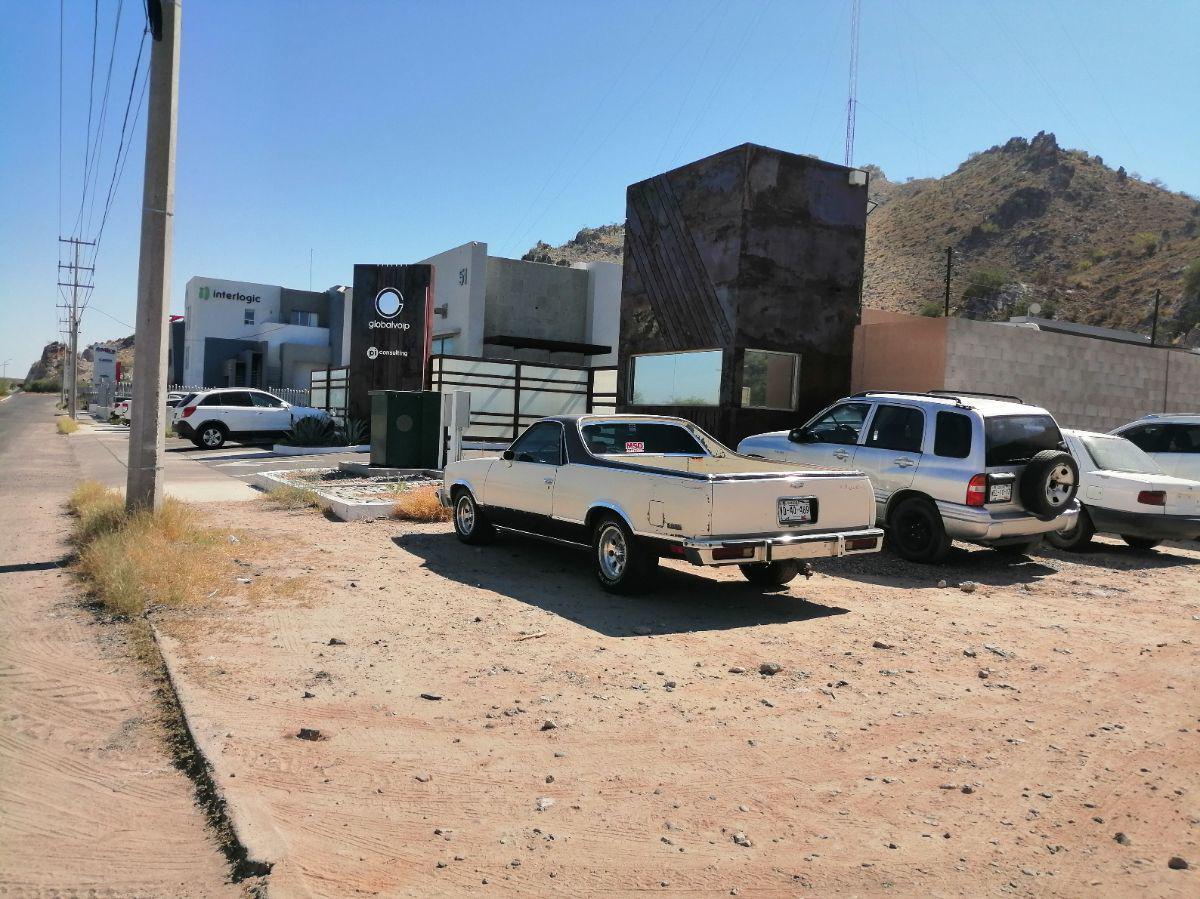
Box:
xmin=934 ymin=411 xmax=973 ymax=458
xmin=985 ymin=414 xmax=1063 ymax=466
xmin=1080 ymin=435 xmax=1162 ymax=474
xmin=582 ymin=422 xmax=705 ymax=455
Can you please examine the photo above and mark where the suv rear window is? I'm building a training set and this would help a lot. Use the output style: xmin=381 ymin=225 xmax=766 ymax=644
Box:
xmin=934 ymin=411 xmax=973 ymax=458
xmin=985 ymin=414 xmax=1063 ymax=466
xmin=582 ymin=422 xmax=705 ymax=455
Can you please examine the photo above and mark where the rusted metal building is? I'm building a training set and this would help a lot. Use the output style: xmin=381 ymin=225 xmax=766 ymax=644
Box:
xmin=617 ymin=143 xmax=869 ymax=446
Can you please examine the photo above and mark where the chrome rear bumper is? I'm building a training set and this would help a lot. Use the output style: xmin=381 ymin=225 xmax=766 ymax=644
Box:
xmin=937 ymin=501 xmax=1079 ymax=543
xmin=682 ymin=527 xmax=884 ymax=566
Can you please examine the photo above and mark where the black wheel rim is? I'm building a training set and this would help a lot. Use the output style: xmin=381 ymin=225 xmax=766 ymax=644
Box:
xmin=897 ymin=510 xmax=932 ymax=553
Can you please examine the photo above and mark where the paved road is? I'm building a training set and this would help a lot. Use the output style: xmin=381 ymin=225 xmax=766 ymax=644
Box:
xmin=0 ymin=395 xmax=240 ymax=895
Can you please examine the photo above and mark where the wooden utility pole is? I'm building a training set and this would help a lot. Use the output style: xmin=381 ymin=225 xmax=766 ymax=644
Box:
xmin=57 ymin=237 xmax=95 ymax=419
xmin=943 ymin=246 xmax=953 ymax=316
xmin=126 ymin=0 xmax=180 ymax=512
xmin=1150 ymin=288 xmax=1161 ymax=347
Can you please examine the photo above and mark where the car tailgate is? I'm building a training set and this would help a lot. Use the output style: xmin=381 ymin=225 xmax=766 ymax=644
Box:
xmin=708 ymin=471 xmax=875 ymax=536
xmin=1165 ymin=480 xmax=1200 ymax=516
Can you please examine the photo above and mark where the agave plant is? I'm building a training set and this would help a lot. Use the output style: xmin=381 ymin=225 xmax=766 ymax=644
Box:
xmin=339 ymin=417 xmax=369 ymax=446
xmin=284 ymin=414 xmax=337 ymax=447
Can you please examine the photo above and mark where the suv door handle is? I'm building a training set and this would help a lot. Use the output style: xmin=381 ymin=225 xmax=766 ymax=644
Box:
xmin=894 ymin=457 xmax=917 ymax=468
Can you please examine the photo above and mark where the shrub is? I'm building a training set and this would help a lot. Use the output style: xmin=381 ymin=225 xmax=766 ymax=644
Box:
xmin=1073 ymin=258 xmax=1094 ymax=272
xmin=1131 ymin=231 xmax=1158 ymax=257
xmin=393 ymin=485 xmax=450 ymax=523
xmin=338 ymin=417 xmax=369 ymax=446
xmin=918 ymin=301 xmax=944 ymax=317
xmin=283 ymin=414 xmax=337 ymax=447
xmin=263 ymin=484 xmax=326 ymax=511
xmin=961 ymin=268 xmax=1009 ymax=302
xmin=56 ymin=417 xmax=80 ymax=435
xmin=26 ymin=379 xmax=62 ymax=393
xmin=979 ymin=221 xmax=1000 ymax=235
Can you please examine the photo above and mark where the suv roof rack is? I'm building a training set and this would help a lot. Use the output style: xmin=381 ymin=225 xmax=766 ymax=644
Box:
xmin=928 ymin=389 xmax=1025 ymax=404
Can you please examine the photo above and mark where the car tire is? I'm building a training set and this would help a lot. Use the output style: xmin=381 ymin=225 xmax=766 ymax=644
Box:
xmin=1020 ymin=450 xmax=1079 ymax=520
xmin=887 ymin=496 xmax=952 ymax=563
xmin=739 ymin=560 xmax=801 ymax=586
xmin=592 ymin=515 xmax=657 ymax=594
xmin=1120 ymin=535 xmax=1162 ymax=551
xmin=194 ymin=422 xmax=227 ymax=450
xmin=452 ymin=490 xmax=495 ymax=545
xmin=1045 ymin=507 xmax=1095 ymax=551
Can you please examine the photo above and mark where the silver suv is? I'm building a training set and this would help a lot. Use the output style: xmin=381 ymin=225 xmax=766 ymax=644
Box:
xmin=737 ymin=391 xmax=1080 ymax=562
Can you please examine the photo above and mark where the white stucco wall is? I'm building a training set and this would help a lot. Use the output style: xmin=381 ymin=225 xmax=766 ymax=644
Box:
xmin=577 ymin=260 xmax=622 ymax=366
xmin=183 ymin=277 xmax=283 ymax=385
xmin=421 ymin=242 xmax=487 ymax=356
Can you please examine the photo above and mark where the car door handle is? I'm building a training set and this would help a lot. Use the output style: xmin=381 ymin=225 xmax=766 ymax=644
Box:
xmin=894 ymin=457 xmax=917 ymax=468
xmin=543 ymin=477 xmax=554 ymax=485
xmin=832 ymin=449 xmax=851 ymax=459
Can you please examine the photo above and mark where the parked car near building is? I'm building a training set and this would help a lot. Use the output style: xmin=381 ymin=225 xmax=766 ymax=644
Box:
xmin=440 ymin=414 xmax=883 ymax=594
xmin=1110 ymin=413 xmax=1200 ymax=480
xmin=113 ymin=398 xmax=131 ymax=424
xmin=173 ymin=388 xmax=327 ymax=449
xmin=1046 ymin=429 xmax=1200 ymax=551
xmin=736 ymin=391 xmax=1080 ymax=562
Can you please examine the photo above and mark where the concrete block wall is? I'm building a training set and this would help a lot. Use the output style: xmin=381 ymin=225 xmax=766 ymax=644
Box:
xmin=942 ymin=317 xmax=1200 ymax=432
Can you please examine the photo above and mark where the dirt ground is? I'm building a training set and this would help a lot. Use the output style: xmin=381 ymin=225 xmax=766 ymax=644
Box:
xmin=153 ymin=499 xmax=1199 ymax=898
xmin=0 ymin=396 xmax=242 ymax=897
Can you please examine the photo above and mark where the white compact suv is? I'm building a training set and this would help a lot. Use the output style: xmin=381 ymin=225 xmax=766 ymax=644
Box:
xmin=737 ymin=391 xmax=1080 ymax=562
xmin=1110 ymin=414 xmax=1200 ymax=481
xmin=173 ymin=388 xmax=327 ymax=449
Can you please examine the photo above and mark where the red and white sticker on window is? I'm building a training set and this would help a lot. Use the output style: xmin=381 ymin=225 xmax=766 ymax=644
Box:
xmin=625 ymin=441 xmax=645 ymax=453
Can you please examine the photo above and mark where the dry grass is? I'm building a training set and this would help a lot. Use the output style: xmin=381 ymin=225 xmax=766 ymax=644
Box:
xmin=67 ymin=481 xmax=242 ymax=617
xmin=393 ymin=485 xmax=450 ymax=523
xmin=56 ymin=417 xmax=80 ymax=435
xmin=262 ymin=484 xmax=327 ymax=511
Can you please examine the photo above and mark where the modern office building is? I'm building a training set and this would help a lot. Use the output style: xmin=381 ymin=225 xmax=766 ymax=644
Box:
xmin=419 ymin=242 xmax=620 ymax=366
xmin=181 ymin=276 xmax=350 ymax=389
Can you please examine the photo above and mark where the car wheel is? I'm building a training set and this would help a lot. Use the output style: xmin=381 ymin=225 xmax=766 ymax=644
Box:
xmin=1120 ymin=535 xmax=1162 ymax=551
xmin=592 ymin=515 xmax=657 ymax=594
xmin=1045 ymin=507 xmax=1095 ymax=551
xmin=196 ymin=423 xmax=227 ymax=449
xmin=887 ymin=496 xmax=951 ymax=563
xmin=452 ymin=490 xmax=494 ymax=545
xmin=1019 ymin=450 xmax=1080 ymax=520
xmin=739 ymin=560 xmax=800 ymax=586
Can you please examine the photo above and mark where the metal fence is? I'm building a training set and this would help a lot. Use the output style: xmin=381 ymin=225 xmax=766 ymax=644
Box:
xmin=428 ymin=354 xmax=617 ymax=444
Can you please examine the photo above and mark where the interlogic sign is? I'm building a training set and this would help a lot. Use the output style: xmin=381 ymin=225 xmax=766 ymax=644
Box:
xmin=197 ymin=285 xmax=262 ymax=303
xmin=347 ymin=263 xmax=433 ymax=422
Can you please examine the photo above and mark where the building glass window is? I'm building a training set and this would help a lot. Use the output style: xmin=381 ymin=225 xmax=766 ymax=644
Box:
xmin=244 ymin=308 xmax=255 ymax=325
xmin=432 ymin=336 xmax=456 ymax=355
xmin=291 ymin=310 xmax=318 ymax=327
xmin=740 ymin=350 xmax=799 ymax=410
xmin=630 ymin=350 xmax=721 ymax=406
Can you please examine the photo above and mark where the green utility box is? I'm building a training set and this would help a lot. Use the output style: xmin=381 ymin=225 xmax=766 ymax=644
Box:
xmin=370 ymin=390 xmax=441 ymax=468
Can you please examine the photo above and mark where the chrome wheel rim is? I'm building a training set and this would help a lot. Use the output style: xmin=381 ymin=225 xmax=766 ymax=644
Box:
xmin=456 ymin=495 xmax=475 ymax=534
xmin=1045 ymin=464 xmax=1075 ymax=508
xmin=202 ymin=428 xmax=222 ymax=447
xmin=598 ymin=524 xmax=627 ymax=580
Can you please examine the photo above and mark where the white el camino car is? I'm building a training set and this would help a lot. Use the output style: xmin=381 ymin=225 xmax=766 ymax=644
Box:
xmin=440 ymin=415 xmax=883 ymax=593
xmin=1046 ymin=428 xmax=1200 ymax=551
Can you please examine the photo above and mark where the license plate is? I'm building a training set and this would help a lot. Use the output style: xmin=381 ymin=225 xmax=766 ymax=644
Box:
xmin=989 ymin=483 xmax=1013 ymax=503
xmin=778 ymin=497 xmax=814 ymax=525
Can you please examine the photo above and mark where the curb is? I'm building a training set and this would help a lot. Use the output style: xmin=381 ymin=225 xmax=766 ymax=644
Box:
xmin=147 ymin=618 xmax=287 ymax=887
xmin=250 ymin=469 xmax=397 ymax=521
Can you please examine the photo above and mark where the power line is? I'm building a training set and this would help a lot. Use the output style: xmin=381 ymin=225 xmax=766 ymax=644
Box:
xmin=75 ymin=0 xmax=101 ymax=239
xmin=83 ymin=0 xmax=127 ymax=238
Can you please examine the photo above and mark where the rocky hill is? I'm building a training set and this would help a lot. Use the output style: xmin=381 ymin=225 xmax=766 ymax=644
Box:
xmin=24 ymin=334 xmax=135 ymax=386
xmin=525 ymin=133 xmax=1200 ymax=345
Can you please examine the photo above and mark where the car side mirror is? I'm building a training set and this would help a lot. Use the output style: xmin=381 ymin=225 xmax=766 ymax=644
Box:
xmin=788 ymin=428 xmax=809 ymax=443
xmin=502 ymin=449 xmax=514 ymax=461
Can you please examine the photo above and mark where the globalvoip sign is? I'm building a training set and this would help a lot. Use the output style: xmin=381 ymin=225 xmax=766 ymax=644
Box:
xmin=369 ymin=287 xmax=410 ymax=330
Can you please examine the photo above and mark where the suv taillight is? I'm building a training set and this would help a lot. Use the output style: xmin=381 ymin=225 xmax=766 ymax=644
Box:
xmin=1137 ymin=490 xmax=1165 ymax=506
xmin=966 ymin=474 xmax=988 ymax=507
xmin=182 ymin=405 xmax=196 ymax=418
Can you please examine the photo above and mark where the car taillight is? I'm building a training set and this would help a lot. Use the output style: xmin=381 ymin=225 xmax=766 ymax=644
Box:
xmin=182 ymin=405 xmax=196 ymax=418
xmin=845 ymin=536 xmax=879 ymax=551
xmin=1137 ymin=490 xmax=1165 ymax=506
xmin=966 ymin=474 xmax=988 ymax=507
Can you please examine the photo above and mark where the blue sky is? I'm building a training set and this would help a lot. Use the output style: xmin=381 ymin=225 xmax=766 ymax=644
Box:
xmin=2 ymin=0 xmax=1198 ymax=378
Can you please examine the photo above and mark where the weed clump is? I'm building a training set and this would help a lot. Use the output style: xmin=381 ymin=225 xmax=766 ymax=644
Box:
xmin=56 ymin=417 xmax=80 ymax=435
xmin=262 ymin=484 xmax=327 ymax=511
xmin=393 ymin=485 xmax=450 ymax=523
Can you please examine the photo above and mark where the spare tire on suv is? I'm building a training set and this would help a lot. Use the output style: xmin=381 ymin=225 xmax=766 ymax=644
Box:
xmin=1019 ymin=450 xmax=1079 ymax=520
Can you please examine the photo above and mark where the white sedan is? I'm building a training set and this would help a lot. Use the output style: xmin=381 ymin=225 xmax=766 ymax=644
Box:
xmin=1046 ymin=429 xmax=1200 ymax=551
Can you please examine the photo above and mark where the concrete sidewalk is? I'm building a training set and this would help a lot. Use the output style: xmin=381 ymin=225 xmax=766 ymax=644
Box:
xmin=68 ymin=418 xmax=368 ymax=502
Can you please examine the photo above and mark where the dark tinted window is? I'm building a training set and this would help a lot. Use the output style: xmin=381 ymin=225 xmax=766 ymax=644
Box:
xmin=985 ymin=414 xmax=1063 ymax=466
xmin=865 ymin=405 xmax=924 ymax=453
xmin=250 ymin=392 xmax=285 ymax=408
xmin=509 ymin=422 xmax=563 ymax=465
xmin=1166 ymin=424 xmax=1200 ymax=453
xmin=199 ymin=393 xmax=225 ymax=407
xmin=1122 ymin=424 xmax=1169 ymax=453
xmin=582 ymin=422 xmax=705 ymax=455
xmin=934 ymin=411 xmax=973 ymax=458
xmin=805 ymin=402 xmax=871 ymax=446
